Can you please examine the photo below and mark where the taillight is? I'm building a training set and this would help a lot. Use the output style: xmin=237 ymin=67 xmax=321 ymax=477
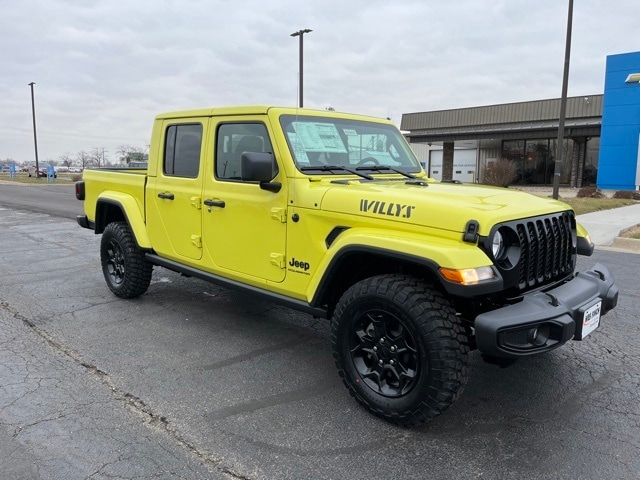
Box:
xmin=75 ymin=181 xmax=85 ymax=200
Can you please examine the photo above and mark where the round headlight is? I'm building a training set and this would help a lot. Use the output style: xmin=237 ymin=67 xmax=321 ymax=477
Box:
xmin=491 ymin=230 xmax=504 ymax=259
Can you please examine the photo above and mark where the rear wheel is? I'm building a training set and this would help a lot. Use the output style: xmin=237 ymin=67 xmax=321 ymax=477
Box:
xmin=100 ymin=221 xmax=152 ymax=298
xmin=331 ymin=274 xmax=469 ymax=427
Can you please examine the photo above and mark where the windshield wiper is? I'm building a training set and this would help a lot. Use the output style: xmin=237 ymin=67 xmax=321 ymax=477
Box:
xmin=300 ymin=165 xmax=373 ymax=180
xmin=355 ymin=165 xmax=416 ymax=179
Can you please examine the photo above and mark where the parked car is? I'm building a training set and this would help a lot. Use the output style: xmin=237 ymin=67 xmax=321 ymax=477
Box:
xmin=28 ymin=165 xmax=56 ymax=178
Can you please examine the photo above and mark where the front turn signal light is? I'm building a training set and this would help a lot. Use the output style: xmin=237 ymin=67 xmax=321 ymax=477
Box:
xmin=439 ymin=266 xmax=495 ymax=285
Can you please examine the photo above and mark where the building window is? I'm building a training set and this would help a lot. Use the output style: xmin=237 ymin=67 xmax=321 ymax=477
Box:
xmin=502 ymin=138 xmax=584 ymax=185
xmin=583 ymin=137 xmax=600 ymax=186
xmin=502 ymin=140 xmax=524 ymax=183
xmin=549 ymin=138 xmax=574 ymax=185
xmin=524 ymin=139 xmax=552 ymax=184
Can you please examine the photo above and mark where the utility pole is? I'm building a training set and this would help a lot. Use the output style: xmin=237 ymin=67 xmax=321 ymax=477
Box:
xmin=28 ymin=82 xmax=40 ymax=177
xmin=290 ymin=28 xmax=312 ymax=108
xmin=552 ymin=0 xmax=573 ymax=199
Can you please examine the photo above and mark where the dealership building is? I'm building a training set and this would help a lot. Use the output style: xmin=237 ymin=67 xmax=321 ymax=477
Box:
xmin=401 ymin=51 xmax=640 ymax=191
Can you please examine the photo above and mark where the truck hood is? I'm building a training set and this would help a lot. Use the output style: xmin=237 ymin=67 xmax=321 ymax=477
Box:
xmin=319 ymin=179 xmax=572 ymax=236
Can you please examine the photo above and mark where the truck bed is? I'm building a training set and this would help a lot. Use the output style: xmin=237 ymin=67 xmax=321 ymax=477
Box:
xmin=82 ymin=168 xmax=148 ymax=225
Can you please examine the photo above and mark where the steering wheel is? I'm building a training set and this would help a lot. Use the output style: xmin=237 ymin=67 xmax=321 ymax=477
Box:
xmin=356 ymin=157 xmax=380 ymax=166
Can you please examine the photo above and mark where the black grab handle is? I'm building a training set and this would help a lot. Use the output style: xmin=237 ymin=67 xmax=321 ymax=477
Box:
xmin=203 ymin=199 xmax=225 ymax=208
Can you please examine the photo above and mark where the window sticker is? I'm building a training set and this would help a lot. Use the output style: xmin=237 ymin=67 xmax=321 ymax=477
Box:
xmin=292 ymin=122 xmax=347 ymax=153
xmin=287 ymin=131 xmax=310 ymax=164
xmin=343 ymin=129 xmax=358 ymax=136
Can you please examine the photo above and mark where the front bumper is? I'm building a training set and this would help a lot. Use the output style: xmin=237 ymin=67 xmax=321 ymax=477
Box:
xmin=475 ymin=263 xmax=618 ymax=358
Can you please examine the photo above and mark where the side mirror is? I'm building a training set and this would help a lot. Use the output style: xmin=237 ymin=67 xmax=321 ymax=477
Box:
xmin=241 ymin=152 xmax=281 ymax=192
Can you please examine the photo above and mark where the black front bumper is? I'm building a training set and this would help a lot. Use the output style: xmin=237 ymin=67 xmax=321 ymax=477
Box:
xmin=475 ymin=263 xmax=618 ymax=358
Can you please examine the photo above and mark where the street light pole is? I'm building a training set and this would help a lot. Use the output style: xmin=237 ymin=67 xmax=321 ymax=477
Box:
xmin=28 ymin=82 xmax=40 ymax=176
xmin=552 ymin=0 xmax=573 ymax=199
xmin=290 ymin=28 xmax=312 ymax=108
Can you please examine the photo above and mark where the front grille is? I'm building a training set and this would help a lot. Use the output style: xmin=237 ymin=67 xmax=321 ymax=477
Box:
xmin=514 ymin=212 xmax=574 ymax=290
xmin=480 ymin=211 xmax=576 ymax=295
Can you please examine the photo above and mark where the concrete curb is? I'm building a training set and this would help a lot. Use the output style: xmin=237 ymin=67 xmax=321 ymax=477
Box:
xmin=612 ymin=236 xmax=640 ymax=253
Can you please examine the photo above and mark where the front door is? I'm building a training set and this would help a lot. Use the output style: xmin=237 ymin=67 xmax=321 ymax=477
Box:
xmin=146 ymin=120 xmax=207 ymax=261
xmin=201 ymin=118 xmax=287 ymax=283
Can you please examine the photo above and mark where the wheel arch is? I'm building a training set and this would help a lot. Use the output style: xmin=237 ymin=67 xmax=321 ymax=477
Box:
xmin=310 ymin=246 xmax=443 ymax=316
xmin=95 ymin=196 xmax=152 ymax=249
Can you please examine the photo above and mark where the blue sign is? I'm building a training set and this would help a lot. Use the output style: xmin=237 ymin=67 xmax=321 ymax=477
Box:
xmin=9 ymin=164 xmax=16 ymax=178
xmin=46 ymin=164 xmax=56 ymax=183
xmin=599 ymin=51 xmax=640 ymax=190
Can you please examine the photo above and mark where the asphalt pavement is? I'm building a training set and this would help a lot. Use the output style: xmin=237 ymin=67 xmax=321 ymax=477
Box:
xmin=2 ymin=209 xmax=638 ymax=479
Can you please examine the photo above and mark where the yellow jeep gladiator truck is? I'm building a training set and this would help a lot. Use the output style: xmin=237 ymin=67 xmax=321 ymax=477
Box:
xmin=76 ymin=106 xmax=618 ymax=426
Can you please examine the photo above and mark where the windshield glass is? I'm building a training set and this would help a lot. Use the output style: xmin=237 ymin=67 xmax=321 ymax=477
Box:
xmin=279 ymin=115 xmax=421 ymax=174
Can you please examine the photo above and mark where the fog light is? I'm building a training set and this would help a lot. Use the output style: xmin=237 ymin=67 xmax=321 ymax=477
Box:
xmin=528 ymin=324 xmax=550 ymax=346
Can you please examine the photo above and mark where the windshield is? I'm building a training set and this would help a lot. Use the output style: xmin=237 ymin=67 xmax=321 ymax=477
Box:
xmin=279 ymin=115 xmax=422 ymax=175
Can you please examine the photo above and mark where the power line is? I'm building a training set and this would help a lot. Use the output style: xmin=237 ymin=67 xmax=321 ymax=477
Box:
xmin=0 ymin=126 xmax=147 ymax=143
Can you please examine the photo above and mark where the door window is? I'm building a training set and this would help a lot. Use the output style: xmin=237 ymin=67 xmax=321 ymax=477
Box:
xmin=215 ymin=123 xmax=275 ymax=180
xmin=164 ymin=124 xmax=202 ymax=178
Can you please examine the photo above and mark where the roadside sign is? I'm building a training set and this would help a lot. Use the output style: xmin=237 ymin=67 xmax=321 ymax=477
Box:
xmin=47 ymin=165 xmax=56 ymax=183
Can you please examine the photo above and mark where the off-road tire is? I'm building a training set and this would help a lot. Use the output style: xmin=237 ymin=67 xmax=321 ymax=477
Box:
xmin=331 ymin=274 xmax=470 ymax=427
xmin=100 ymin=221 xmax=153 ymax=299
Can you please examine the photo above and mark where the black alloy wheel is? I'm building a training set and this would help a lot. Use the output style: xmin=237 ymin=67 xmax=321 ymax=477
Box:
xmin=104 ymin=237 xmax=126 ymax=285
xmin=348 ymin=310 xmax=419 ymax=398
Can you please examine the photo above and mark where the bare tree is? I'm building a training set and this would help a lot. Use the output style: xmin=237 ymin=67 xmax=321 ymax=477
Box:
xmin=116 ymin=144 xmax=146 ymax=164
xmin=59 ymin=152 xmax=73 ymax=168
xmin=116 ymin=145 xmax=131 ymax=164
xmin=76 ymin=151 xmax=92 ymax=170
xmin=90 ymin=147 xmax=109 ymax=168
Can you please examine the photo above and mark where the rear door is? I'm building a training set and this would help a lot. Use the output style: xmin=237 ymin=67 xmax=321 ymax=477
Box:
xmin=146 ymin=119 xmax=208 ymax=261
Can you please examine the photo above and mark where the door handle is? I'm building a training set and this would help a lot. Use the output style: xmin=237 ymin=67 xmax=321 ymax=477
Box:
xmin=157 ymin=192 xmax=175 ymax=200
xmin=203 ymin=199 xmax=225 ymax=208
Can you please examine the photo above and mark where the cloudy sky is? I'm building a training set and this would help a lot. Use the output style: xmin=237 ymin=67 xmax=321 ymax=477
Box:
xmin=1 ymin=0 xmax=638 ymax=164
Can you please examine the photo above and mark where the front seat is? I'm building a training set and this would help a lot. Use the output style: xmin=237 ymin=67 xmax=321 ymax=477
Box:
xmin=227 ymin=135 xmax=264 ymax=178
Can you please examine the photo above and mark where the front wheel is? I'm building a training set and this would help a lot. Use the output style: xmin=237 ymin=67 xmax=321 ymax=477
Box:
xmin=331 ymin=274 xmax=470 ymax=427
xmin=100 ymin=221 xmax=153 ymax=299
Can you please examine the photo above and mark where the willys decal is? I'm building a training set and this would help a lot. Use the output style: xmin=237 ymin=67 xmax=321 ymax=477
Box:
xmin=359 ymin=199 xmax=416 ymax=219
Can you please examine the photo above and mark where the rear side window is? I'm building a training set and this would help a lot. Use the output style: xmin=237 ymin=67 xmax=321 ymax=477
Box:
xmin=164 ymin=124 xmax=202 ymax=178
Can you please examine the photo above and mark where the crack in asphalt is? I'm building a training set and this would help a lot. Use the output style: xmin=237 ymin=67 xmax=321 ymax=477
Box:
xmin=0 ymin=299 xmax=248 ymax=480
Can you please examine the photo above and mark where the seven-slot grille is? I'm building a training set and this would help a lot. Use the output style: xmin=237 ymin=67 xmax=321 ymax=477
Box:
xmin=515 ymin=212 xmax=574 ymax=290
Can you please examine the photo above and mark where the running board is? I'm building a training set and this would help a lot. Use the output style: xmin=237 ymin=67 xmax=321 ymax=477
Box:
xmin=145 ymin=254 xmax=328 ymax=319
